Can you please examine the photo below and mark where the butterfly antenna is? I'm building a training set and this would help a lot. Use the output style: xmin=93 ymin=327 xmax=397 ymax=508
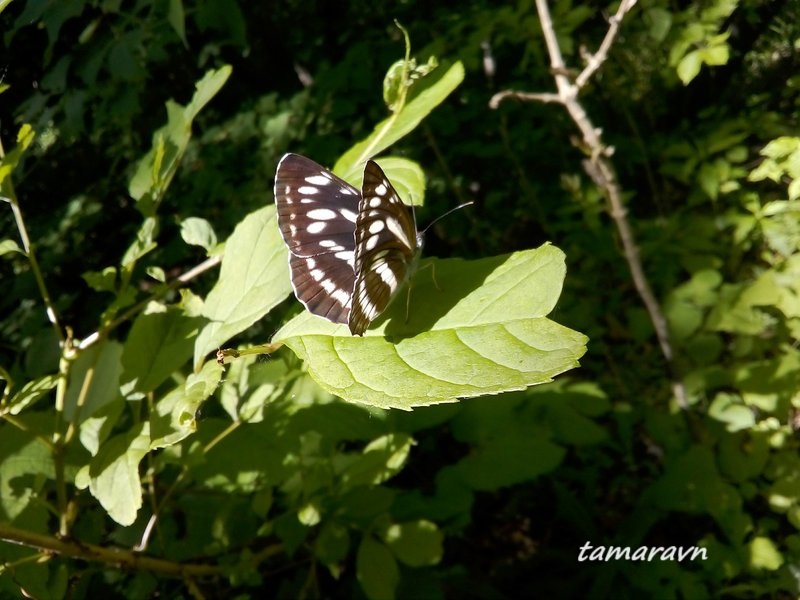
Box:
xmin=421 ymin=201 xmax=474 ymax=235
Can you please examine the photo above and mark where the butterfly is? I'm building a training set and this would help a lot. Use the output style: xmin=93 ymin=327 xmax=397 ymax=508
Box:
xmin=274 ymin=153 xmax=423 ymax=336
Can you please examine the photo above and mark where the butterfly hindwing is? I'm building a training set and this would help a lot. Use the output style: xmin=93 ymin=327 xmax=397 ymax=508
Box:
xmin=349 ymin=160 xmax=420 ymax=336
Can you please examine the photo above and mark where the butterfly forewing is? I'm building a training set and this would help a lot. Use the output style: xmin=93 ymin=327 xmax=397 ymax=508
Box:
xmin=349 ymin=160 xmax=420 ymax=336
xmin=274 ymin=153 xmax=360 ymax=324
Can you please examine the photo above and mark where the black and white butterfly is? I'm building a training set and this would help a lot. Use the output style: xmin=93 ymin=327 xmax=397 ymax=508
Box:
xmin=274 ymin=153 xmax=423 ymax=336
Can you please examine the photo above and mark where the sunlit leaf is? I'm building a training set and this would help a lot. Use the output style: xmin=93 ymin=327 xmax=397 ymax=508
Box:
xmin=274 ymin=245 xmax=587 ymax=409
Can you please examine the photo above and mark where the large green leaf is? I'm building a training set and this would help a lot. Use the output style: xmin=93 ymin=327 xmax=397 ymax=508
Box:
xmin=120 ymin=302 xmax=202 ymax=399
xmin=76 ymin=423 xmax=150 ymax=526
xmin=357 ymin=536 xmax=399 ymax=600
xmin=64 ymin=339 xmax=124 ymax=456
xmin=273 ymin=244 xmax=587 ymax=409
xmin=194 ymin=205 xmax=292 ymax=367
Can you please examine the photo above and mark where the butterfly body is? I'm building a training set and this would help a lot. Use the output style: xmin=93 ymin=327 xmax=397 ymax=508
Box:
xmin=275 ymin=153 xmax=420 ymax=335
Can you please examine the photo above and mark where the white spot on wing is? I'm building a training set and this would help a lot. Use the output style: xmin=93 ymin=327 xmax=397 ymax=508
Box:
xmin=385 ymin=217 xmax=411 ymax=248
xmin=374 ymin=183 xmax=387 ymax=196
xmin=368 ymin=197 xmax=383 ymax=208
xmin=340 ymin=208 xmax=358 ymax=223
xmin=305 ymin=174 xmax=331 ymax=185
xmin=298 ymin=186 xmax=319 ymax=195
xmin=307 ymin=208 xmax=337 ymax=220
xmin=365 ymin=235 xmax=380 ymax=251
xmin=368 ymin=220 xmax=384 ymax=233
xmin=332 ymin=288 xmax=351 ymax=305
xmin=335 ymin=250 xmax=354 ymax=262
xmin=310 ymin=269 xmax=325 ymax=281
xmin=307 ymin=221 xmax=327 ymax=234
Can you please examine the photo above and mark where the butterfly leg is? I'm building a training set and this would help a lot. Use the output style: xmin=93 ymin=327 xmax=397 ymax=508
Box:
xmin=415 ymin=261 xmax=442 ymax=291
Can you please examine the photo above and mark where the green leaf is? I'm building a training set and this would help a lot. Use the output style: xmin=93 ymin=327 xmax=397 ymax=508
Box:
xmin=0 ymin=124 xmax=35 ymax=189
xmin=334 ymin=61 xmax=464 ymax=175
xmin=0 ymin=239 xmax=23 ymax=257
xmin=0 ymin=0 xmax=15 ymax=17
xmin=453 ymin=431 xmax=565 ymax=490
xmin=357 ymin=536 xmax=399 ymax=600
xmin=789 ymin=179 xmax=800 ymax=202
xmin=273 ymin=245 xmax=587 ymax=409
xmin=120 ymin=302 xmax=202 ymax=399
xmin=708 ymin=393 xmax=755 ymax=432
xmin=186 ymin=65 xmax=233 ymax=122
xmin=749 ymin=536 xmax=784 ymax=570
xmin=699 ymin=43 xmax=730 ymax=67
xmin=128 ymin=66 xmax=231 ymax=213
xmin=150 ymin=360 xmax=224 ymax=449
xmin=383 ymin=55 xmax=439 ymax=111
xmin=64 ymin=339 xmax=124 ymax=455
xmin=84 ymin=423 xmax=150 ymax=526
xmin=146 ymin=266 xmax=166 ymax=282
xmin=644 ymin=7 xmax=672 ymax=42
xmin=181 ymin=216 xmax=218 ymax=252
xmin=167 ymin=0 xmax=188 ymax=47
xmin=677 ymin=49 xmax=703 ymax=85
xmin=340 ymin=434 xmax=412 ymax=488
xmin=5 ymin=374 xmax=60 ymax=415
xmin=316 ymin=522 xmax=350 ymax=571
xmin=339 ymin=487 xmax=396 ymax=527
xmin=644 ymin=446 xmax=747 ymax=542
xmin=339 ymin=156 xmax=426 ymax=207
xmin=121 ymin=216 xmax=157 ymax=267
xmin=82 ymin=266 xmax=117 ymax=293
xmin=298 ymin=501 xmax=321 ymax=526
xmin=194 ymin=205 xmax=291 ymax=367
xmin=383 ymin=520 xmax=442 ymax=566
xmin=0 ymin=415 xmax=54 ymax=520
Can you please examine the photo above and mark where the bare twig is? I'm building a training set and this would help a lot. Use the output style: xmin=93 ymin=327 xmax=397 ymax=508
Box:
xmin=77 ymin=255 xmax=221 ymax=350
xmin=490 ymin=0 xmax=688 ymax=408
xmin=0 ymin=139 xmax=66 ymax=346
xmin=575 ymin=0 xmax=638 ymax=89
xmin=0 ymin=521 xmax=284 ymax=579
xmin=489 ymin=91 xmax=562 ymax=108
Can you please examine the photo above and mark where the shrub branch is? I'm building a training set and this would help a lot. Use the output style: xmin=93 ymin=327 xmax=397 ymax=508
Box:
xmin=489 ymin=0 xmax=688 ymax=408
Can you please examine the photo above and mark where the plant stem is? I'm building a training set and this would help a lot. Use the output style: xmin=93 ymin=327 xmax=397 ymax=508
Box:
xmin=489 ymin=0 xmax=688 ymax=408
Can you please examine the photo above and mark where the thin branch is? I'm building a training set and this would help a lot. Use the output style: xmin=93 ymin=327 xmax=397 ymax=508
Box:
xmin=0 ymin=522 xmax=284 ymax=579
xmin=575 ymin=0 xmax=638 ymax=89
xmin=489 ymin=0 xmax=687 ymax=408
xmin=1 ymin=167 xmax=66 ymax=346
xmin=0 ymin=523 xmax=221 ymax=578
xmin=78 ymin=255 xmax=221 ymax=350
xmin=489 ymin=90 xmax=563 ymax=108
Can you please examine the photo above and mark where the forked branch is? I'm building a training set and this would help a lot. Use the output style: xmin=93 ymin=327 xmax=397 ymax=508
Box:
xmin=490 ymin=0 xmax=687 ymax=408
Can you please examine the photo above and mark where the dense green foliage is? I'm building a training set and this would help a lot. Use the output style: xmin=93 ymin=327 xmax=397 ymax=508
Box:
xmin=2 ymin=0 xmax=800 ymax=597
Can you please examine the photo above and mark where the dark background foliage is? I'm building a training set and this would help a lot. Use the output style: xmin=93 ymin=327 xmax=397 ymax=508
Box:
xmin=3 ymin=0 xmax=800 ymax=597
